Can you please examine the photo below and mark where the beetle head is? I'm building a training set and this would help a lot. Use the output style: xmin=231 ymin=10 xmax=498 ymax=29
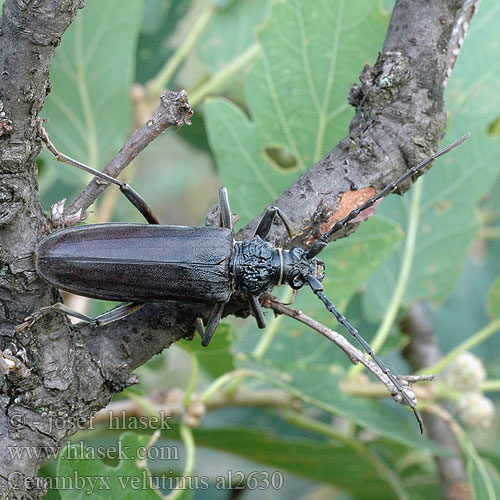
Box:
xmin=285 ymin=247 xmax=325 ymax=290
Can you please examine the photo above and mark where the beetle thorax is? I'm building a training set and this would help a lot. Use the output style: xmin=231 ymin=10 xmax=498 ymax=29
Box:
xmin=232 ymin=237 xmax=324 ymax=295
xmin=233 ymin=237 xmax=283 ymax=295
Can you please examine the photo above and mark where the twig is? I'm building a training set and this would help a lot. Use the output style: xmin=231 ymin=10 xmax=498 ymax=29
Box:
xmin=65 ymin=90 xmax=193 ymax=220
xmin=261 ymin=295 xmax=431 ymax=407
xmin=89 ymin=388 xmax=299 ymax=428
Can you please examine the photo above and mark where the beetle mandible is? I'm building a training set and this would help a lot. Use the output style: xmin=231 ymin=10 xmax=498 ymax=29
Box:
xmin=32 ymin=121 xmax=470 ymax=433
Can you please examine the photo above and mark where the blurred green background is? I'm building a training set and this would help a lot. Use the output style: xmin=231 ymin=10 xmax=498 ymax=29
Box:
xmin=29 ymin=0 xmax=500 ymax=498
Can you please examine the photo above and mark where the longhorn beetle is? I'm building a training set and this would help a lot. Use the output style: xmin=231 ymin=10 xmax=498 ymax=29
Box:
xmin=33 ymin=122 xmax=469 ymax=433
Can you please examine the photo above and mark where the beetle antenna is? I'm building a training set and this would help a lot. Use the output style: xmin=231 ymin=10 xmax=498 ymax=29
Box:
xmin=306 ymin=275 xmax=424 ymax=433
xmin=306 ymin=132 xmax=470 ymax=259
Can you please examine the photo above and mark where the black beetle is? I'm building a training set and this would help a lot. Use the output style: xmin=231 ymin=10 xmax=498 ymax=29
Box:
xmin=32 ymin=123 xmax=470 ymax=432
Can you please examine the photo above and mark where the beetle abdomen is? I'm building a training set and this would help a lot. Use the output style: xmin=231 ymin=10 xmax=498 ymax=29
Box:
xmin=36 ymin=224 xmax=234 ymax=303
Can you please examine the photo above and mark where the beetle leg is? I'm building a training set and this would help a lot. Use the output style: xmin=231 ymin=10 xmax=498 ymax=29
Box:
xmin=94 ymin=302 xmax=145 ymax=325
xmin=194 ymin=318 xmax=205 ymax=338
xmin=247 ymin=294 xmax=266 ymax=328
xmin=200 ymin=303 xmax=225 ymax=347
xmin=254 ymin=206 xmax=297 ymax=240
xmin=16 ymin=302 xmax=90 ymax=332
xmin=37 ymin=119 xmax=160 ymax=225
xmin=15 ymin=301 xmax=143 ymax=332
xmin=217 ymin=187 xmax=233 ymax=231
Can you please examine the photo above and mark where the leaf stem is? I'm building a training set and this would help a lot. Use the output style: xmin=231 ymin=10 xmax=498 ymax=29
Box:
xmin=181 ymin=423 xmax=196 ymax=476
xmin=481 ymin=379 xmax=500 ymax=392
xmin=479 ymin=226 xmax=500 ymax=240
xmin=124 ymin=390 xmax=159 ymax=417
xmin=459 ymin=433 xmax=497 ymax=500
xmin=200 ymin=369 xmax=257 ymax=404
xmin=283 ymin=409 xmax=353 ymax=445
xmin=183 ymin=350 xmax=200 ymax=408
xmin=167 ymin=423 xmax=196 ymax=500
xmin=349 ymin=177 xmax=423 ymax=377
xmin=147 ymin=3 xmax=217 ymax=97
xmin=188 ymin=44 xmax=260 ymax=107
xmin=417 ymin=316 xmax=500 ymax=376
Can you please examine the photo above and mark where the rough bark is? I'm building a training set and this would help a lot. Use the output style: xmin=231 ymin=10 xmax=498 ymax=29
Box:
xmin=0 ymin=0 xmax=472 ymax=497
xmin=0 ymin=1 xmax=85 ymax=497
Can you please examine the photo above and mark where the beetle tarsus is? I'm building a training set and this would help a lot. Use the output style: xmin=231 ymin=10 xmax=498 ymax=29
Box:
xmin=15 ymin=302 xmax=94 ymax=333
xmin=16 ymin=301 xmax=145 ymax=332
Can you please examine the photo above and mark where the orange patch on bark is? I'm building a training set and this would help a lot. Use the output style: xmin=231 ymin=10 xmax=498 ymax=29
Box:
xmin=319 ymin=187 xmax=377 ymax=235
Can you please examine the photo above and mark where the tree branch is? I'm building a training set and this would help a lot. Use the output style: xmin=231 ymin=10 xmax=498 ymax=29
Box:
xmin=240 ymin=0 xmax=466 ymax=245
xmin=401 ymin=303 xmax=472 ymax=500
xmin=0 ymin=0 xmax=472 ymax=497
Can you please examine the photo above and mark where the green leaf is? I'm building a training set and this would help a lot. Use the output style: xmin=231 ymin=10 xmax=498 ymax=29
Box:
xmin=197 ymin=0 xmax=271 ymax=73
xmin=40 ymin=0 xmax=144 ymax=205
xmin=486 ymin=275 xmax=500 ymax=319
xmin=205 ymin=0 xmax=390 ymax=223
xmin=57 ymin=432 xmax=166 ymax=499
xmin=363 ymin=0 xmax=500 ymax=319
xmin=191 ymin=427 xmax=404 ymax=500
xmin=136 ymin=0 xmax=193 ymax=84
